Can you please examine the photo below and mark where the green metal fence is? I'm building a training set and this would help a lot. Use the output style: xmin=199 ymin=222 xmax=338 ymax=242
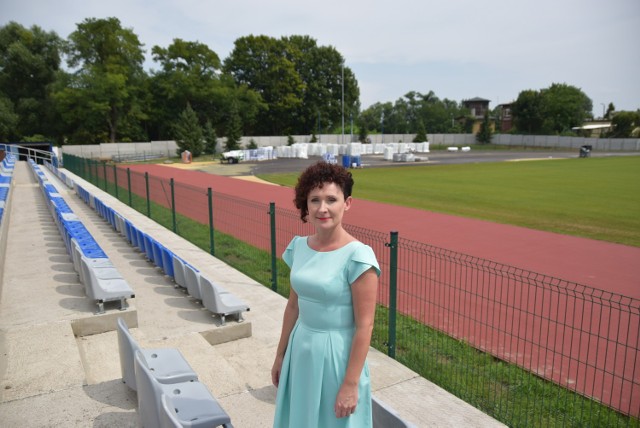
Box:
xmin=62 ymin=154 xmax=640 ymax=427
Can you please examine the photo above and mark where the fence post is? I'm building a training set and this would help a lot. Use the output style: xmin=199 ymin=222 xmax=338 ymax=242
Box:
xmin=127 ymin=168 xmax=132 ymax=207
xmin=87 ymin=159 xmax=93 ymax=184
xmin=386 ymin=230 xmax=399 ymax=358
xmin=102 ymin=162 xmax=107 ymax=191
xmin=113 ymin=164 xmax=119 ymax=199
xmin=145 ymin=172 xmax=150 ymax=218
xmin=170 ymin=178 xmax=176 ymax=233
xmin=208 ymin=187 xmax=215 ymax=256
xmin=269 ymin=202 xmax=277 ymax=291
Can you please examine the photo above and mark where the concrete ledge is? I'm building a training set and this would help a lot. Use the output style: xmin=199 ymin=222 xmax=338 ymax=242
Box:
xmin=71 ymin=306 xmax=138 ymax=337
xmin=200 ymin=320 xmax=252 ymax=346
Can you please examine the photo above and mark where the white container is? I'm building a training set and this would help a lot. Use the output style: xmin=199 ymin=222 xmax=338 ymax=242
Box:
xmin=384 ymin=147 xmax=395 ymax=160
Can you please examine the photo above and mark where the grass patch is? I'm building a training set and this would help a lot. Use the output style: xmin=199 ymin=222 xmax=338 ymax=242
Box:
xmin=258 ymin=156 xmax=640 ymax=247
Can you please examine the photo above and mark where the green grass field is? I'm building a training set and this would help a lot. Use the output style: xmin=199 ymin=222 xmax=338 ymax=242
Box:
xmin=258 ymin=156 xmax=640 ymax=247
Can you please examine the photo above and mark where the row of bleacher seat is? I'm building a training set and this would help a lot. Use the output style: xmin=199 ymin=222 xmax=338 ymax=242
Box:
xmin=41 ymin=159 xmax=236 ymax=426
xmin=29 ymin=159 xmax=135 ymax=314
xmin=44 ymin=161 xmax=249 ymax=325
xmin=0 ymin=153 xmax=16 ymax=225
xmin=117 ymin=317 xmax=234 ymax=427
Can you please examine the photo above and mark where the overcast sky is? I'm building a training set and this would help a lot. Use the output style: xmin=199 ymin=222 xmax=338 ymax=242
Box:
xmin=3 ymin=0 xmax=639 ymax=116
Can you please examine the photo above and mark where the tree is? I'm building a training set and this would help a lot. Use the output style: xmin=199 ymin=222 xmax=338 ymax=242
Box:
xmin=149 ymin=38 xmax=221 ymax=139
xmin=224 ymin=100 xmax=242 ymax=151
xmin=224 ymin=35 xmax=303 ymax=135
xmin=358 ymin=91 xmax=465 ymax=135
xmin=610 ymin=111 xmax=640 ymax=138
xmin=284 ymin=36 xmax=360 ymax=135
xmin=476 ymin=111 xmax=493 ymax=144
xmin=0 ymin=22 xmax=62 ymax=140
xmin=512 ymin=83 xmax=592 ymax=135
xmin=0 ymin=95 xmax=18 ymax=140
xmin=604 ymin=103 xmax=615 ymax=120
xmin=413 ymin=120 xmax=427 ymax=142
xmin=358 ymin=125 xmax=368 ymax=143
xmin=224 ymin=35 xmax=359 ymax=136
xmin=202 ymin=120 xmax=218 ymax=155
xmin=541 ymin=83 xmax=592 ymax=134
xmin=512 ymin=89 xmax=545 ymax=134
xmin=173 ymin=104 xmax=203 ymax=156
xmin=60 ymin=17 xmax=146 ymax=143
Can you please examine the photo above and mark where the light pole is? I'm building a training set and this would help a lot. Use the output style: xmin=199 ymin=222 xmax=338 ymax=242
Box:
xmin=341 ymin=60 xmax=345 ymax=145
xmin=380 ymin=111 xmax=384 ymax=144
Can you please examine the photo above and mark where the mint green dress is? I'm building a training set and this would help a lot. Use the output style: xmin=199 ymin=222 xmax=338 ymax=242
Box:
xmin=274 ymin=236 xmax=381 ymax=428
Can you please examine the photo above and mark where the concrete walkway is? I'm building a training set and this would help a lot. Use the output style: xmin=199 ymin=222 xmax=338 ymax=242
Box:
xmin=0 ymin=161 xmax=506 ymax=427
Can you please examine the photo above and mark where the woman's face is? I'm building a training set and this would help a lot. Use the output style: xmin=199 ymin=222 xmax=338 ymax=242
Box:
xmin=307 ymin=182 xmax=351 ymax=231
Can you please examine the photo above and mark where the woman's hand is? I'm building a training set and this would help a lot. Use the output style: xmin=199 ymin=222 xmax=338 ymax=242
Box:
xmin=334 ymin=382 xmax=358 ymax=418
xmin=271 ymin=355 xmax=283 ymax=387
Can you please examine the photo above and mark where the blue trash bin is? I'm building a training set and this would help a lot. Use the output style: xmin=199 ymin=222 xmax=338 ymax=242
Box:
xmin=351 ymin=155 xmax=361 ymax=168
xmin=341 ymin=155 xmax=351 ymax=168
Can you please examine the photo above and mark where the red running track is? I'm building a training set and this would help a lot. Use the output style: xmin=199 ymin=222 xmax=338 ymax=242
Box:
xmin=126 ymin=164 xmax=640 ymax=415
xmin=128 ymin=163 xmax=640 ymax=298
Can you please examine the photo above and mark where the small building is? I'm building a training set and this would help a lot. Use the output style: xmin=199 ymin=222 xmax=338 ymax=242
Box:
xmin=497 ymin=102 xmax=514 ymax=133
xmin=462 ymin=97 xmax=494 ymax=134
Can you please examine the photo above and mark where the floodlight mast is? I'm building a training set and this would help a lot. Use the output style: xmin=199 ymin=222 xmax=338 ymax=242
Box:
xmin=341 ymin=60 xmax=345 ymax=145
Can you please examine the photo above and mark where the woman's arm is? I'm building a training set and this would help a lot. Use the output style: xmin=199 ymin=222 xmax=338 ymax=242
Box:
xmin=334 ymin=267 xmax=378 ymax=418
xmin=271 ymin=287 xmax=299 ymax=387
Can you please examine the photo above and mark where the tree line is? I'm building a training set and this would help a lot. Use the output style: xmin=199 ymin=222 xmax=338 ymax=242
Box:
xmin=1 ymin=18 xmax=637 ymax=150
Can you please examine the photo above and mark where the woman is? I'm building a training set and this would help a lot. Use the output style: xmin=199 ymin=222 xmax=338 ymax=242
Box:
xmin=271 ymin=161 xmax=380 ymax=427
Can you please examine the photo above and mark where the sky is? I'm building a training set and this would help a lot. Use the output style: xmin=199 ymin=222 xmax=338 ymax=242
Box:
xmin=2 ymin=0 xmax=639 ymax=116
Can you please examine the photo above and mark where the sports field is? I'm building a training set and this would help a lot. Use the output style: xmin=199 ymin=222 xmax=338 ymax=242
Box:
xmin=259 ymin=156 xmax=640 ymax=247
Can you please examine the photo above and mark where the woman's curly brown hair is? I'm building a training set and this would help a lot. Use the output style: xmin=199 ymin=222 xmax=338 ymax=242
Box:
xmin=294 ymin=161 xmax=354 ymax=223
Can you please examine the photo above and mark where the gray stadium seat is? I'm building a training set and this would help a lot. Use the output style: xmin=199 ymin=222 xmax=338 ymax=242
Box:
xmin=199 ymin=276 xmax=249 ymax=325
xmin=135 ymin=351 xmax=233 ymax=428
xmin=116 ymin=317 xmax=198 ymax=392
xmin=184 ymin=263 xmax=202 ymax=301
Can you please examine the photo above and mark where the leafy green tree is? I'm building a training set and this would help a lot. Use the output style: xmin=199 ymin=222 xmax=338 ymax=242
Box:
xmin=224 ymin=35 xmax=303 ymax=135
xmin=476 ymin=111 xmax=493 ymax=144
xmin=359 ymin=91 xmax=465 ymax=135
xmin=512 ymin=83 xmax=592 ymax=135
xmin=173 ymin=104 xmax=203 ymax=156
xmin=149 ymin=38 xmax=265 ymax=140
xmin=541 ymin=83 xmax=592 ymax=134
xmin=150 ymin=38 xmax=221 ymax=138
xmin=0 ymin=22 xmax=62 ymax=140
xmin=202 ymin=120 xmax=218 ymax=155
xmin=284 ymin=35 xmax=360 ymax=135
xmin=604 ymin=102 xmax=615 ymax=120
xmin=224 ymin=35 xmax=358 ymax=136
xmin=247 ymin=138 xmax=258 ymax=149
xmin=224 ymin=100 xmax=242 ymax=151
xmin=59 ymin=17 xmax=146 ymax=143
xmin=610 ymin=111 xmax=640 ymax=138
xmin=358 ymin=125 xmax=368 ymax=143
xmin=413 ymin=120 xmax=427 ymax=142
xmin=512 ymin=89 xmax=545 ymax=134
xmin=0 ymin=95 xmax=18 ymax=140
